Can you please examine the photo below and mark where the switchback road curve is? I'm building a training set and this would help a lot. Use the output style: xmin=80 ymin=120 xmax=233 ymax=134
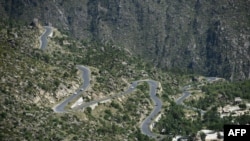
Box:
xmin=39 ymin=26 xmax=53 ymax=49
xmin=52 ymin=65 xmax=162 ymax=138
xmin=176 ymin=77 xmax=219 ymax=115
xmin=38 ymin=27 xmax=163 ymax=139
xmin=52 ymin=65 xmax=90 ymax=113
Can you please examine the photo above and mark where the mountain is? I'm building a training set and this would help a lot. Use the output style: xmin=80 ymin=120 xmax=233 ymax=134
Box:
xmin=0 ymin=20 xmax=181 ymax=140
xmin=1 ymin=23 xmax=250 ymax=140
xmin=1 ymin=1 xmax=250 ymax=140
xmin=1 ymin=0 xmax=250 ymax=80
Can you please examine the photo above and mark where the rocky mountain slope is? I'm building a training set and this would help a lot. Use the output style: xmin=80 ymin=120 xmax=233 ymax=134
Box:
xmin=1 ymin=0 xmax=250 ymax=80
xmin=0 ymin=20 xmax=182 ymax=140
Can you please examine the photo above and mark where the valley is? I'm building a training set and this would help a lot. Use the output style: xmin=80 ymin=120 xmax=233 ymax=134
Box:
xmin=0 ymin=1 xmax=250 ymax=140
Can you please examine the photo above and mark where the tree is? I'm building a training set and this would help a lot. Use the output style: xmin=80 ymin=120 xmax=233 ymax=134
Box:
xmin=199 ymin=132 xmax=206 ymax=141
xmin=63 ymin=72 xmax=69 ymax=78
xmin=239 ymin=103 xmax=247 ymax=109
xmin=217 ymin=132 xmax=222 ymax=139
xmin=86 ymin=107 xmax=92 ymax=114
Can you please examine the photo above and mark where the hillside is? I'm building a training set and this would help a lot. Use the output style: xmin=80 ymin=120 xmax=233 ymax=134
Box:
xmin=1 ymin=21 xmax=250 ymax=141
xmin=1 ymin=1 xmax=250 ymax=140
xmin=0 ymin=23 xmax=180 ymax=140
xmin=0 ymin=0 xmax=249 ymax=80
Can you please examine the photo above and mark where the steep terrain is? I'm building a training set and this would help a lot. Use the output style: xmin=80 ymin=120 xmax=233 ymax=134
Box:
xmin=1 ymin=15 xmax=250 ymax=141
xmin=0 ymin=22 xmax=179 ymax=140
xmin=1 ymin=1 xmax=250 ymax=140
xmin=1 ymin=0 xmax=250 ymax=80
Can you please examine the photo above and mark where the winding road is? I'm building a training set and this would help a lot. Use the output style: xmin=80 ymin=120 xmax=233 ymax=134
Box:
xmin=39 ymin=26 xmax=53 ymax=49
xmin=38 ymin=26 xmax=163 ymax=137
xmin=52 ymin=66 xmax=90 ymax=113
xmin=71 ymin=78 xmax=163 ymax=138
xmin=50 ymin=64 xmax=162 ymax=137
xmin=40 ymin=27 xmax=218 ymax=139
xmin=53 ymin=66 xmax=162 ymax=138
xmin=140 ymin=80 xmax=162 ymax=138
xmin=176 ymin=77 xmax=219 ymax=115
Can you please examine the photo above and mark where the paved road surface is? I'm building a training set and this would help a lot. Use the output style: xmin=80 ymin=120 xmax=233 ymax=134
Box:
xmin=39 ymin=26 xmax=53 ymax=49
xmin=39 ymin=24 xmax=163 ymax=136
xmin=73 ymin=79 xmax=163 ymax=138
xmin=65 ymin=77 xmax=163 ymax=138
xmin=52 ymin=66 xmax=90 ymax=113
xmin=176 ymin=77 xmax=218 ymax=115
xmin=176 ymin=91 xmax=190 ymax=105
xmin=140 ymin=80 xmax=162 ymax=138
xmin=38 ymin=22 xmax=164 ymax=137
xmin=40 ymin=25 xmax=220 ymax=138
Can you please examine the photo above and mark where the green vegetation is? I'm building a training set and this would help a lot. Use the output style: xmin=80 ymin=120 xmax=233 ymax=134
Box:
xmin=184 ymin=79 xmax=250 ymax=111
xmin=202 ymin=80 xmax=250 ymax=100
xmin=156 ymin=78 xmax=250 ymax=140
xmin=0 ymin=23 xmax=178 ymax=140
xmin=1 ymin=1 xmax=250 ymax=140
xmin=2 ymin=16 xmax=249 ymax=140
xmin=155 ymin=102 xmax=202 ymax=138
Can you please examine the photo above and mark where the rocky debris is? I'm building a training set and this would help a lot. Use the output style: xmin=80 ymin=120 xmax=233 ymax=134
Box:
xmin=71 ymin=97 xmax=84 ymax=108
xmin=55 ymin=82 xmax=80 ymax=100
xmin=10 ymin=32 xmax=18 ymax=38
xmin=89 ymin=103 xmax=98 ymax=110
xmin=63 ymin=40 xmax=71 ymax=45
xmin=2 ymin=1 xmax=250 ymax=80
xmin=100 ymin=47 xmax=105 ymax=52
xmin=30 ymin=18 xmax=40 ymax=28
xmin=122 ymin=61 xmax=127 ymax=65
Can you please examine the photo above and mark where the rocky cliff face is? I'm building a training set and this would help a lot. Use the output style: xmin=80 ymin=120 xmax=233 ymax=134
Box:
xmin=1 ymin=0 xmax=250 ymax=80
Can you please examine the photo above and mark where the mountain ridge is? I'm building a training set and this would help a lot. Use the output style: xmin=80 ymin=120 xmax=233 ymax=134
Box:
xmin=1 ymin=0 xmax=250 ymax=80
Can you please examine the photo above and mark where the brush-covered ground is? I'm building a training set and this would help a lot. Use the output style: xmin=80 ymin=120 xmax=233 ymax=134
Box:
xmin=0 ymin=23 xmax=180 ymax=141
xmin=1 ymin=22 xmax=249 ymax=141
